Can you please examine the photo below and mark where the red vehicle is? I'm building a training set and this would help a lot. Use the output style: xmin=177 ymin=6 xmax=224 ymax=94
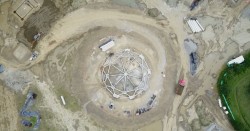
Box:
xmin=175 ymin=79 xmax=185 ymax=95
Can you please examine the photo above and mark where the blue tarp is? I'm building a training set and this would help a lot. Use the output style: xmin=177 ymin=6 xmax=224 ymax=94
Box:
xmin=190 ymin=52 xmax=198 ymax=75
xmin=20 ymin=91 xmax=41 ymax=129
xmin=0 ymin=64 xmax=4 ymax=73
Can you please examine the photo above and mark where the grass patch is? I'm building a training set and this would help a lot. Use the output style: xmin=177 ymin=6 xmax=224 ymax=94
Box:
xmin=217 ymin=52 xmax=250 ymax=131
xmin=37 ymin=109 xmax=60 ymax=131
xmin=54 ymin=87 xmax=81 ymax=112
xmin=30 ymin=116 xmax=37 ymax=126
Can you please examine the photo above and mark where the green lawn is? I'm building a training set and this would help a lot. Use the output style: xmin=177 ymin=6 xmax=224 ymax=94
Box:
xmin=237 ymin=76 xmax=250 ymax=128
xmin=225 ymin=69 xmax=250 ymax=130
xmin=217 ymin=52 xmax=250 ymax=131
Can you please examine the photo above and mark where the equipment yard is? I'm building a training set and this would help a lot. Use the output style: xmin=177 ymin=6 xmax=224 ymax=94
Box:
xmin=0 ymin=0 xmax=249 ymax=130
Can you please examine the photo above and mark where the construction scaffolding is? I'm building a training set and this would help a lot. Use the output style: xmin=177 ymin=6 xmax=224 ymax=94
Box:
xmin=101 ymin=49 xmax=151 ymax=99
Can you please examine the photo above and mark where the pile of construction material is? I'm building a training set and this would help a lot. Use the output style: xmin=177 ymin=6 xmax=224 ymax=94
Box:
xmin=136 ymin=94 xmax=156 ymax=115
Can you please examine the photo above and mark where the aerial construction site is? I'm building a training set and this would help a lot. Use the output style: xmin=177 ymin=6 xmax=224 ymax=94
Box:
xmin=0 ymin=0 xmax=250 ymax=130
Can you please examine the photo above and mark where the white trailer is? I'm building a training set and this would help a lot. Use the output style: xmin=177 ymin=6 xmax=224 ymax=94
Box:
xmin=99 ymin=39 xmax=115 ymax=52
xmin=227 ymin=55 xmax=244 ymax=66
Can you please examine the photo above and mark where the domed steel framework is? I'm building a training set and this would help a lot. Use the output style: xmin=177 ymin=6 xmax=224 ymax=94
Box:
xmin=101 ymin=49 xmax=151 ymax=99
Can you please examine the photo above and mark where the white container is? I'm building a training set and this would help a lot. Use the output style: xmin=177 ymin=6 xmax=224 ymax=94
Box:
xmin=227 ymin=55 xmax=244 ymax=65
xmin=218 ymin=99 xmax=222 ymax=107
xmin=100 ymin=40 xmax=115 ymax=52
xmin=61 ymin=96 xmax=66 ymax=105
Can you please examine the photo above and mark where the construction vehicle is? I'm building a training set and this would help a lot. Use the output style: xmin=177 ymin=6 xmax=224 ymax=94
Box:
xmin=29 ymin=51 xmax=39 ymax=61
xmin=175 ymin=79 xmax=185 ymax=95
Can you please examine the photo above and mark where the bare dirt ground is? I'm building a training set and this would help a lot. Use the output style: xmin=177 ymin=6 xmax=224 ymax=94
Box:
xmin=0 ymin=83 xmax=18 ymax=131
xmin=0 ymin=0 xmax=250 ymax=131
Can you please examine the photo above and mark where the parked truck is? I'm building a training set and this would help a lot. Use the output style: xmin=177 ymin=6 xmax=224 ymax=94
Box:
xmin=175 ymin=79 xmax=185 ymax=95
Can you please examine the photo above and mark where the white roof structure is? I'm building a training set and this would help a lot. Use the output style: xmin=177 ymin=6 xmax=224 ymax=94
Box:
xmin=100 ymin=40 xmax=115 ymax=52
xmin=187 ymin=19 xmax=204 ymax=33
xmin=227 ymin=55 xmax=244 ymax=65
xmin=15 ymin=0 xmax=39 ymax=20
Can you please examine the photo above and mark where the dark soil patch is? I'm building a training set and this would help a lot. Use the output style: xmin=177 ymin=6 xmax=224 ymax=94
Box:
xmin=19 ymin=0 xmax=61 ymax=43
